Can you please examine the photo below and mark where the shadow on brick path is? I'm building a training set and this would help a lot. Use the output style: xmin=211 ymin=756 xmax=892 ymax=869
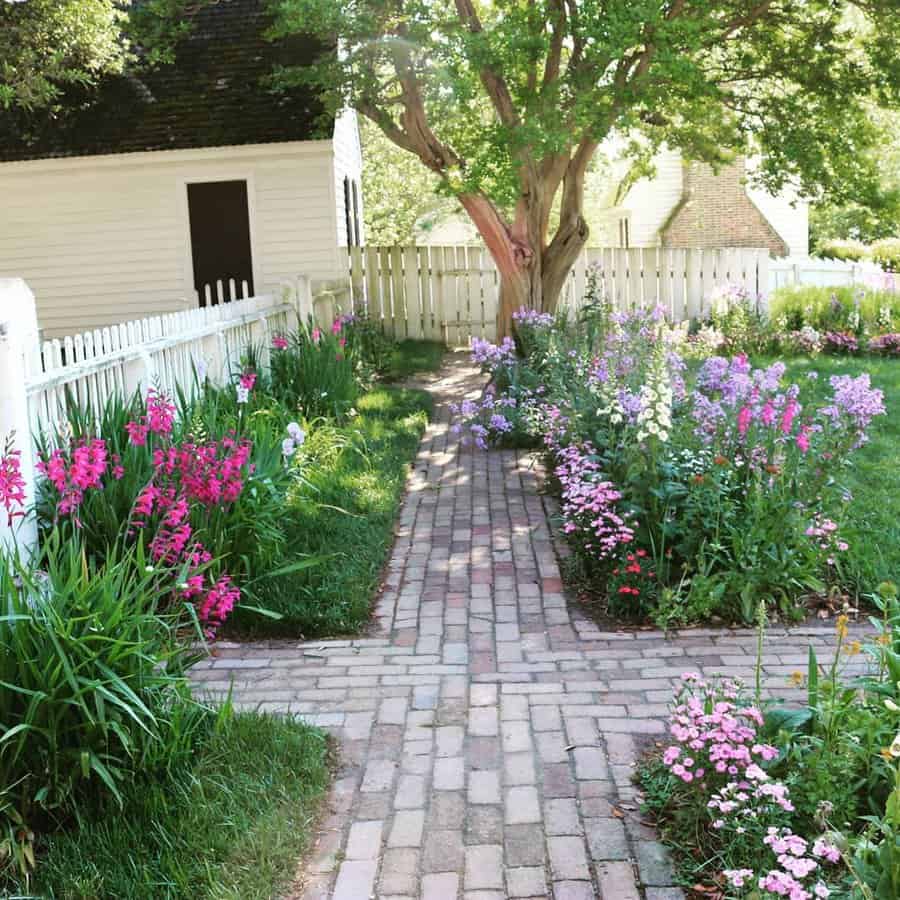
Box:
xmin=190 ymin=352 xmax=871 ymax=900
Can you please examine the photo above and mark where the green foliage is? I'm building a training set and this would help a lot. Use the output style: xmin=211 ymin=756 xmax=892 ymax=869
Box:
xmin=0 ymin=0 xmax=126 ymax=111
xmin=269 ymin=321 xmax=360 ymax=420
xmin=0 ymin=539 xmax=209 ymax=876
xmin=767 ymin=355 xmax=900 ymax=597
xmin=872 ymin=239 xmax=900 ymax=273
xmin=4 ymin=713 xmax=330 ymax=900
xmin=270 ymin=0 xmax=900 ymax=215
xmin=809 ymin=108 xmax=900 ymax=250
xmin=817 ymin=238 xmax=871 ymax=262
xmin=360 ymin=118 xmax=460 ymax=245
xmin=770 ymin=285 xmax=900 ymax=335
xmin=231 ymin=384 xmax=432 ymax=637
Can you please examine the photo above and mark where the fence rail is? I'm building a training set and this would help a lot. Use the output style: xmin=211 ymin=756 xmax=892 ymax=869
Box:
xmin=348 ymin=245 xmax=771 ymax=344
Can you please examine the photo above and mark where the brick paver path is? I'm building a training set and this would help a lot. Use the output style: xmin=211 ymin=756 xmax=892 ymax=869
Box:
xmin=190 ymin=354 xmax=870 ymax=900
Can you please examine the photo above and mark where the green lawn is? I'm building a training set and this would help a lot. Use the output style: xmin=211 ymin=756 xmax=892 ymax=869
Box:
xmin=760 ymin=353 xmax=900 ymax=596
xmin=384 ymin=338 xmax=446 ymax=380
xmin=6 ymin=714 xmax=330 ymax=900
xmin=253 ymin=385 xmax=432 ymax=636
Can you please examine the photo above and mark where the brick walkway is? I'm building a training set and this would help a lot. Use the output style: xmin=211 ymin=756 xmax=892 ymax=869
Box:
xmin=190 ymin=354 xmax=870 ymax=900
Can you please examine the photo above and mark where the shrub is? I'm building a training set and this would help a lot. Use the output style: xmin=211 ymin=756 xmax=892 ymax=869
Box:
xmin=0 ymin=539 xmax=210 ymax=876
xmin=816 ymin=238 xmax=869 ymax=262
xmin=871 ymin=237 xmax=900 ymax=272
xmin=770 ymin=284 xmax=900 ymax=336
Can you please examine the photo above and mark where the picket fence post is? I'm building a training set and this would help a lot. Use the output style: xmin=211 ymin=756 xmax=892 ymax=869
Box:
xmin=0 ymin=279 xmax=39 ymax=553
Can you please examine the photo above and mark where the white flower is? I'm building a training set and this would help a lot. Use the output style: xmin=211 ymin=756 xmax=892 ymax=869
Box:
xmin=236 ymin=385 xmax=250 ymax=404
xmin=287 ymin=421 xmax=304 ymax=441
xmin=282 ymin=438 xmax=296 ymax=458
xmin=658 ymin=430 xmax=669 ymax=442
xmin=610 ymin=413 xmax=623 ymax=425
xmin=890 ymin=731 xmax=900 ymax=758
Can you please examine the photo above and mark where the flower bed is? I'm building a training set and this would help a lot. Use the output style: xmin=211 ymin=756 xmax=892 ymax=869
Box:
xmin=455 ymin=303 xmax=888 ymax=625
xmin=0 ymin=315 xmax=439 ymax=886
xmin=640 ymin=587 xmax=900 ymax=899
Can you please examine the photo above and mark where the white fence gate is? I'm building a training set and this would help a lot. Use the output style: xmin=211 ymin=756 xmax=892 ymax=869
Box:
xmin=0 ymin=277 xmax=313 ymax=550
xmin=348 ymin=245 xmax=770 ymax=345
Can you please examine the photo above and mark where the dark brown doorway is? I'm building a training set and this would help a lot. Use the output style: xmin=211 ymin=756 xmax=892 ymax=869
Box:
xmin=187 ymin=180 xmax=254 ymax=306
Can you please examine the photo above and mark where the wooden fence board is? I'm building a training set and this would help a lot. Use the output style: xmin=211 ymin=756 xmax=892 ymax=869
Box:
xmin=343 ymin=244 xmax=770 ymax=345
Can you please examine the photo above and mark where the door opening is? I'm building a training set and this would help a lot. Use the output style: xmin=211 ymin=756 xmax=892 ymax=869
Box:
xmin=187 ymin=179 xmax=254 ymax=305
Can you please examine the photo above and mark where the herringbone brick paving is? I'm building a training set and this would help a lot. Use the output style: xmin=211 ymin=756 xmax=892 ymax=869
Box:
xmin=190 ymin=354 xmax=870 ymax=900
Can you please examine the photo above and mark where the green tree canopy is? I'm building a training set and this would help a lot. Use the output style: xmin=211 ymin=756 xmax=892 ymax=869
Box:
xmin=268 ymin=0 xmax=900 ymax=331
xmin=810 ymin=108 xmax=900 ymax=248
xmin=0 ymin=0 xmax=206 ymax=112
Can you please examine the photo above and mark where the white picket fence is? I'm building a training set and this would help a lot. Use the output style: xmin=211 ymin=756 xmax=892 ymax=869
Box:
xmin=0 ymin=277 xmax=313 ymax=550
xmin=348 ymin=245 xmax=770 ymax=344
xmin=768 ymin=256 xmax=891 ymax=292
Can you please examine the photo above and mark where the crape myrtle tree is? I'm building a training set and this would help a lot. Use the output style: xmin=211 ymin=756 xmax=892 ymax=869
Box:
xmin=268 ymin=0 xmax=900 ymax=334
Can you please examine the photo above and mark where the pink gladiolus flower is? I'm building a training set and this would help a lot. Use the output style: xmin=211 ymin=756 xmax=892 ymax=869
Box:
xmin=239 ymin=371 xmax=257 ymax=391
xmin=272 ymin=334 xmax=288 ymax=350
xmin=737 ymin=406 xmax=752 ymax=436
xmin=126 ymin=420 xmax=149 ymax=446
xmin=311 ymin=327 xmax=321 ymax=343
xmin=146 ymin=388 xmax=176 ymax=436
xmin=796 ymin=427 xmax=810 ymax=453
xmin=0 ymin=442 xmax=26 ymax=525
xmin=331 ymin=318 xmax=342 ymax=335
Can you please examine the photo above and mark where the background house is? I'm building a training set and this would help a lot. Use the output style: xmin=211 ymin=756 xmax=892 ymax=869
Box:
xmin=594 ymin=147 xmax=809 ymax=257
xmin=0 ymin=0 xmax=362 ymax=338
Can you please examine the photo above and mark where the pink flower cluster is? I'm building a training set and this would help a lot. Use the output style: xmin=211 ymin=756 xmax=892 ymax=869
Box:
xmin=663 ymin=674 xmax=778 ymax=787
xmin=805 ymin=515 xmax=848 ymax=565
xmin=131 ymin=437 xmax=251 ymax=635
xmin=0 ymin=439 xmax=26 ymax=526
xmin=554 ymin=442 xmax=634 ymax=558
xmin=743 ymin=828 xmax=838 ymax=899
xmin=126 ymin=388 xmax=176 ymax=446
xmin=272 ymin=334 xmax=289 ymax=350
xmin=37 ymin=438 xmax=109 ymax=520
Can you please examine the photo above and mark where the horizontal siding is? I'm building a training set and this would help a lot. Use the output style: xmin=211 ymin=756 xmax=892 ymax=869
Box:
xmin=0 ymin=143 xmax=343 ymax=338
xmin=624 ymin=148 xmax=684 ymax=246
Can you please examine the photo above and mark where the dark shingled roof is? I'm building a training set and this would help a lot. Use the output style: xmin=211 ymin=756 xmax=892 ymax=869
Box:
xmin=0 ymin=0 xmax=330 ymax=162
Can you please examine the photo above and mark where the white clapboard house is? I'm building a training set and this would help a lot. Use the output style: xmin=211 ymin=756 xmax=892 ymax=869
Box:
xmin=0 ymin=0 xmax=362 ymax=338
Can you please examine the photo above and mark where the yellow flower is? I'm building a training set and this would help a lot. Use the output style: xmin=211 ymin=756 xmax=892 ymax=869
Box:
xmin=877 ymin=634 xmax=892 ymax=646
xmin=789 ymin=671 xmax=805 ymax=687
xmin=835 ymin=614 xmax=849 ymax=641
xmin=881 ymin=748 xmax=894 ymax=762
xmin=843 ymin=640 xmax=862 ymax=657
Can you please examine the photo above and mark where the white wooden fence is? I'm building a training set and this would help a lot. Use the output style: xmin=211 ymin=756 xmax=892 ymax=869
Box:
xmin=768 ymin=256 xmax=891 ymax=292
xmin=348 ymin=245 xmax=770 ymax=344
xmin=0 ymin=277 xmax=313 ymax=550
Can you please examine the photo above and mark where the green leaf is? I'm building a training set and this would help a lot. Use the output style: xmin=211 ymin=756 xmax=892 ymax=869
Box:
xmin=807 ymin=646 xmax=819 ymax=711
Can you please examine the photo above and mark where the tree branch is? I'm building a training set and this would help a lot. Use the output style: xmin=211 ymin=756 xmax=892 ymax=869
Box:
xmin=454 ymin=0 xmax=520 ymax=127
